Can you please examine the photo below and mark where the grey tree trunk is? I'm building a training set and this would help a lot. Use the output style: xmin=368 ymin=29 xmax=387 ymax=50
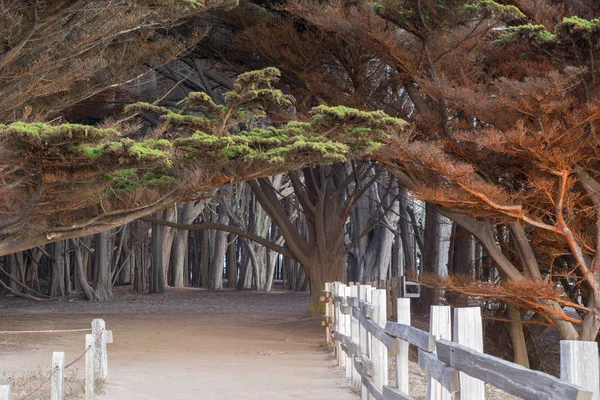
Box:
xmin=70 ymin=238 xmax=97 ymax=301
xmin=50 ymin=241 xmax=65 ymax=297
xmin=93 ymin=230 xmax=113 ymax=301
xmin=150 ymin=222 xmax=165 ymax=293
xmin=209 ymin=204 xmax=229 ymax=290
xmin=171 ymin=201 xmax=204 ymax=287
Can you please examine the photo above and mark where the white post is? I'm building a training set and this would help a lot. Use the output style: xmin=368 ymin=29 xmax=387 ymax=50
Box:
xmin=366 ymin=286 xmax=375 ymax=400
xmin=454 ymin=307 xmax=485 ymax=400
xmin=350 ymin=285 xmax=360 ymax=389
xmin=0 ymin=385 xmax=10 ymax=400
xmin=51 ymin=351 xmax=65 ymax=400
xmin=85 ymin=334 xmax=95 ymax=400
xmin=359 ymin=284 xmax=369 ymax=400
xmin=338 ymin=283 xmax=347 ymax=369
xmin=345 ymin=284 xmax=353 ymax=380
xmin=396 ymin=298 xmax=411 ymax=393
xmin=428 ymin=305 xmax=452 ymax=400
xmin=561 ymin=340 xmax=600 ymax=400
xmin=372 ymin=289 xmax=388 ymax=393
xmin=92 ymin=319 xmax=108 ymax=381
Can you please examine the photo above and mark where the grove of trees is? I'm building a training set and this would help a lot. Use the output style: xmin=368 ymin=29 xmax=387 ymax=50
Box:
xmin=2 ymin=0 xmax=600 ymax=370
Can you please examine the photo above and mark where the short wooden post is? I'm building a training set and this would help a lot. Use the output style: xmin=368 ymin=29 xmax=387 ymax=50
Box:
xmin=333 ymin=282 xmax=340 ymax=365
xmin=92 ymin=319 xmax=108 ymax=381
xmin=85 ymin=334 xmax=95 ymax=400
xmin=372 ymin=289 xmax=388 ymax=393
xmin=0 ymin=385 xmax=11 ymax=400
xmin=454 ymin=307 xmax=485 ymax=400
xmin=345 ymin=284 xmax=353 ymax=380
xmin=359 ymin=284 xmax=369 ymax=400
xmin=561 ymin=340 xmax=600 ymax=400
xmin=51 ymin=351 xmax=65 ymax=400
xmin=350 ymin=284 xmax=360 ymax=389
xmin=395 ymin=298 xmax=411 ymax=393
xmin=428 ymin=305 xmax=452 ymax=400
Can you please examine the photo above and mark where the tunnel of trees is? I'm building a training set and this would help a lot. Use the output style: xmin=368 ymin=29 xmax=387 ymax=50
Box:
xmin=2 ymin=0 xmax=600 ymax=369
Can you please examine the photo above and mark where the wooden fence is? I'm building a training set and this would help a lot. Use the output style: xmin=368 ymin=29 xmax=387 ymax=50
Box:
xmin=322 ymin=281 xmax=600 ymax=400
xmin=0 ymin=319 xmax=113 ymax=400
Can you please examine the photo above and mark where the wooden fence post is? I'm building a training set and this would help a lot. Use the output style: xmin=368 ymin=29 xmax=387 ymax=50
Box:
xmin=454 ymin=307 xmax=485 ymax=400
xmin=429 ymin=305 xmax=452 ymax=400
xmin=92 ymin=319 xmax=108 ymax=381
xmin=359 ymin=284 xmax=369 ymax=400
xmin=395 ymin=298 xmax=411 ymax=394
xmin=333 ymin=282 xmax=340 ymax=365
xmin=85 ymin=334 xmax=95 ymax=400
xmin=51 ymin=351 xmax=65 ymax=400
xmin=345 ymin=284 xmax=353 ymax=380
xmin=0 ymin=385 xmax=10 ymax=400
xmin=372 ymin=289 xmax=388 ymax=394
xmin=561 ymin=340 xmax=600 ymax=400
xmin=351 ymin=284 xmax=361 ymax=389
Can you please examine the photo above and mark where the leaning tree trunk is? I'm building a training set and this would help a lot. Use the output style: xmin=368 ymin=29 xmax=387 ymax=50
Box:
xmin=70 ymin=238 xmax=98 ymax=301
xmin=94 ymin=230 xmax=113 ymax=301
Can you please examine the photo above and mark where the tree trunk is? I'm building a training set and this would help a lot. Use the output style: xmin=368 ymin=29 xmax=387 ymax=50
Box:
xmin=93 ymin=230 xmax=113 ymax=301
xmin=50 ymin=241 xmax=65 ymax=297
xmin=209 ymin=205 xmax=229 ymax=291
xmin=507 ymin=304 xmax=530 ymax=367
xmin=150 ymin=222 xmax=165 ymax=293
xmin=70 ymin=238 xmax=97 ymax=301
xmin=226 ymin=234 xmax=237 ymax=288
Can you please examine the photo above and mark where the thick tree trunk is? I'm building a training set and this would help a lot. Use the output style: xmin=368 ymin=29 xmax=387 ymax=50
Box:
xmin=150 ymin=222 xmax=165 ymax=293
xmin=209 ymin=206 xmax=229 ymax=291
xmin=93 ymin=230 xmax=113 ymax=301
xmin=507 ymin=304 xmax=530 ymax=367
xmin=50 ymin=241 xmax=65 ymax=297
xmin=70 ymin=238 xmax=98 ymax=301
xmin=398 ymin=188 xmax=417 ymax=279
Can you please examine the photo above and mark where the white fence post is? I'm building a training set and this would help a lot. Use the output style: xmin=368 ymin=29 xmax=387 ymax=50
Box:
xmin=345 ymin=284 xmax=353 ymax=380
xmin=92 ymin=318 xmax=108 ymax=381
xmin=339 ymin=283 xmax=347 ymax=369
xmin=561 ymin=340 xmax=600 ymax=400
xmin=51 ymin=351 xmax=65 ymax=400
xmin=85 ymin=333 xmax=95 ymax=400
xmin=0 ymin=385 xmax=10 ymax=400
xmin=351 ymin=284 xmax=361 ymax=389
xmin=454 ymin=307 xmax=485 ymax=400
xmin=395 ymin=298 xmax=411 ymax=393
xmin=359 ymin=284 xmax=369 ymax=400
xmin=429 ymin=305 xmax=452 ymax=400
xmin=372 ymin=288 xmax=388 ymax=393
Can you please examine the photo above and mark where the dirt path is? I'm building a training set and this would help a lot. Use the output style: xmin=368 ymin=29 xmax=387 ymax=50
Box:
xmin=0 ymin=288 xmax=356 ymax=400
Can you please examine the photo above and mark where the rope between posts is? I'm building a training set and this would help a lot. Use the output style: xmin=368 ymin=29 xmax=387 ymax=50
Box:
xmin=0 ymin=328 xmax=92 ymax=334
xmin=18 ymin=328 xmax=105 ymax=400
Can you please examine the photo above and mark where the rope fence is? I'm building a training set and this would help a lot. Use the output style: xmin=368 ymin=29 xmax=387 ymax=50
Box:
xmin=0 ymin=319 xmax=113 ymax=400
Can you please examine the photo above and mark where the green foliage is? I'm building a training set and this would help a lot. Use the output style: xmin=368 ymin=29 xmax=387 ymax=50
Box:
xmin=464 ymin=0 xmax=525 ymax=24
xmin=4 ymin=68 xmax=405 ymax=199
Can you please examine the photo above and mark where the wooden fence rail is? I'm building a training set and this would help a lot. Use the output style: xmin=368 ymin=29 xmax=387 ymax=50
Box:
xmin=0 ymin=319 xmax=113 ymax=400
xmin=322 ymin=281 xmax=599 ymax=400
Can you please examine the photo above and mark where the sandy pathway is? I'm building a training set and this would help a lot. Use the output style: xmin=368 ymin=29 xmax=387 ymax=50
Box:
xmin=0 ymin=289 xmax=356 ymax=400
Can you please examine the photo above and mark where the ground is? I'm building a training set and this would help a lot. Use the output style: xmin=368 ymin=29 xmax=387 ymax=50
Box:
xmin=0 ymin=287 xmax=356 ymax=400
xmin=0 ymin=287 xmax=519 ymax=400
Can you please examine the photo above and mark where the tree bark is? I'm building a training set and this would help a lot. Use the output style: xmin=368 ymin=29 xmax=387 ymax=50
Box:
xmin=93 ymin=230 xmax=113 ymax=301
